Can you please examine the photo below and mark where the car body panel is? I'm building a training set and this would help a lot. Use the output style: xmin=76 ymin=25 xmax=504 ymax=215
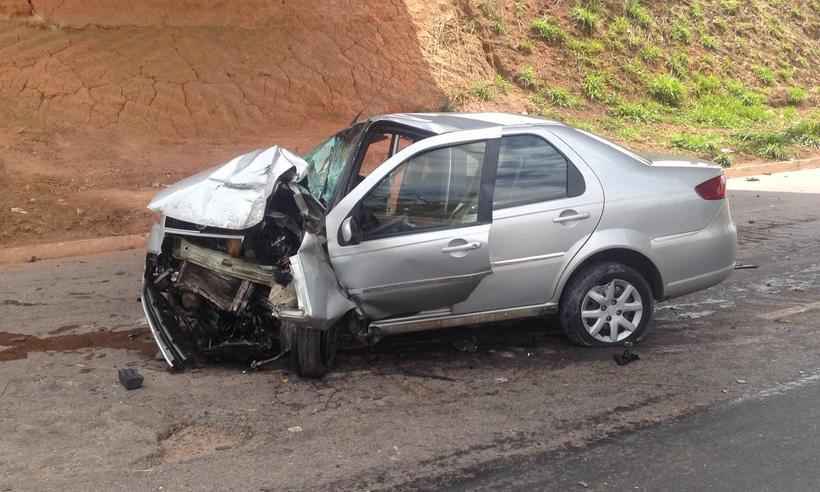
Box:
xmin=147 ymin=145 xmax=309 ymax=230
xmin=326 ymin=127 xmax=502 ymax=320
xmin=451 ymin=126 xmax=605 ymax=313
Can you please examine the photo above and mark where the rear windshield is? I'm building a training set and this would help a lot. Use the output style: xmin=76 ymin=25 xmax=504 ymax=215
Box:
xmin=576 ymin=130 xmax=652 ymax=166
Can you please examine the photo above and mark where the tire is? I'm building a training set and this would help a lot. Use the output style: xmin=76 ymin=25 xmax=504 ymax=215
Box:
xmin=559 ymin=261 xmax=654 ymax=347
xmin=292 ymin=324 xmax=339 ymax=378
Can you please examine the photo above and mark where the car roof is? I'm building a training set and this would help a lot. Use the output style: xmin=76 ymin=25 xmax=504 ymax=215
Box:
xmin=370 ymin=112 xmax=565 ymax=135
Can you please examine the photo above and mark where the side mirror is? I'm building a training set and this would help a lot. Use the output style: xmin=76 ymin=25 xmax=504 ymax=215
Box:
xmin=340 ymin=216 xmax=360 ymax=245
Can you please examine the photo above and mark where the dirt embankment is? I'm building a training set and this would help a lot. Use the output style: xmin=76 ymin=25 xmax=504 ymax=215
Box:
xmin=0 ymin=0 xmax=448 ymax=247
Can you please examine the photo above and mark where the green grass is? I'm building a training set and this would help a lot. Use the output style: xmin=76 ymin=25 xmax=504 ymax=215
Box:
xmin=725 ymin=80 xmax=766 ymax=106
xmin=691 ymin=1 xmax=704 ymax=18
xmin=753 ymin=66 xmax=776 ymax=86
xmin=539 ymin=87 xmax=581 ymax=108
xmin=469 ymin=80 xmax=497 ymax=101
xmin=668 ymin=51 xmax=689 ymax=78
xmin=787 ymin=87 xmax=808 ymax=106
xmin=517 ymin=65 xmax=538 ymax=89
xmin=649 ymin=74 xmax=686 ymax=106
xmin=721 ymin=0 xmax=741 ymax=15
xmin=567 ymin=37 xmax=605 ymax=56
xmin=701 ymin=34 xmax=719 ymax=50
xmin=582 ymin=72 xmax=608 ymax=102
xmin=670 ymin=133 xmax=722 ymax=154
xmin=670 ymin=134 xmax=732 ymax=167
xmin=693 ymin=74 xmax=722 ymax=96
xmin=610 ymin=16 xmax=630 ymax=35
xmin=622 ymin=60 xmax=648 ymax=83
xmin=531 ymin=16 xmax=566 ymax=43
xmin=611 ymin=101 xmax=660 ymax=123
xmin=734 ymin=120 xmax=820 ymax=160
xmin=639 ymin=44 xmax=661 ymax=63
xmin=685 ymin=94 xmax=771 ymax=128
xmin=494 ymin=74 xmax=513 ymax=95
xmin=625 ymin=0 xmax=653 ymax=27
xmin=670 ymin=20 xmax=692 ymax=43
xmin=570 ymin=6 xmax=599 ymax=35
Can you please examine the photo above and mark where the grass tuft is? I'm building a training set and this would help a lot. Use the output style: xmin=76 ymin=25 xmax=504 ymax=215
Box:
xmin=639 ymin=44 xmax=661 ymax=63
xmin=567 ymin=37 xmax=605 ymax=56
xmin=787 ymin=87 xmax=808 ymax=106
xmin=611 ymin=102 xmax=660 ymax=123
xmin=649 ymin=74 xmax=686 ymax=106
xmin=570 ymin=6 xmax=599 ymax=35
xmin=625 ymin=0 xmax=652 ymax=27
xmin=517 ymin=65 xmax=538 ymax=89
xmin=531 ymin=16 xmax=566 ymax=43
xmin=539 ymin=87 xmax=582 ymax=108
xmin=753 ymin=66 xmax=776 ymax=86
xmin=582 ymin=72 xmax=608 ymax=102
xmin=670 ymin=20 xmax=692 ymax=43
xmin=668 ymin=51 xmax=689 ymax=78
xmin=469 ymin=81 xmax=496 ymax=101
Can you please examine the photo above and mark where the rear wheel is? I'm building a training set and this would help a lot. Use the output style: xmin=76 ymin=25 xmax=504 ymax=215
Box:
xmin=292 ymin=324 xmax=339 ymax=378
xmin=559 ymin=262 xmax=654 ymax=347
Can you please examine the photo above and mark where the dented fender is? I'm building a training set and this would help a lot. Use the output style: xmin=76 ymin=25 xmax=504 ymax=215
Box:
xmin=279 ymin=232 xmax=356 ymax=330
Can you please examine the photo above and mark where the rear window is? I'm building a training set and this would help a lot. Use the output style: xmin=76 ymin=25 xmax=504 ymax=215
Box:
xmin=576 ymin=130 xmax=652 ymax=166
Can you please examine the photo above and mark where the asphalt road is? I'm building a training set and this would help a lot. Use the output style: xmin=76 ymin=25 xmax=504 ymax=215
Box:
xmin=1 ymin=170 xmax=820 ymax=491
xmin=425 ymin=374 xmax=820 ymax=491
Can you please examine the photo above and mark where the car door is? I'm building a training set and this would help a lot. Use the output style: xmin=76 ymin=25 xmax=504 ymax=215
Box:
xmin=451 ymin=128 xmax=604 ymax=313
xmin=325 ymin=128 xmax=501 ymax=321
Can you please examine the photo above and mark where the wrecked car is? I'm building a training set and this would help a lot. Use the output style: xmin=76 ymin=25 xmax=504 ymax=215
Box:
xmin=142 ymin=112 xmax=737 ymax=377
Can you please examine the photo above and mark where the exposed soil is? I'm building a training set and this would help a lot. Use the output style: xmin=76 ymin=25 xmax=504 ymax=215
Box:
xmin=0 ymin=0 xmax=446 ymax=247
xmin=159 ymin=423 xmax=250 ymax=465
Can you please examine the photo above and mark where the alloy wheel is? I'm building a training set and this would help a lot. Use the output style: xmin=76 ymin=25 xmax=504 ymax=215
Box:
xmin=580 ymin=279 xmax=644 ymax=343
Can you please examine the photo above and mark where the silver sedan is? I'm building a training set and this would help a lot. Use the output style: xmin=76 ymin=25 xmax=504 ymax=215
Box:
xmin=142 ymin=112 xmax=737 ymax=377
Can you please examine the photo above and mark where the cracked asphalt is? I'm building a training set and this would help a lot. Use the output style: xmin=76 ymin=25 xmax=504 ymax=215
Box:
xmin=1 ymin=173 xmax=820 ymax=491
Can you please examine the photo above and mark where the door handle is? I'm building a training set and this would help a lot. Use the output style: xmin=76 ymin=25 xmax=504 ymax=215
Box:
xmin=553 ymin=211 xmax=590 ymax=223
xmin=441 ymin=241 xmax=482 ymax=253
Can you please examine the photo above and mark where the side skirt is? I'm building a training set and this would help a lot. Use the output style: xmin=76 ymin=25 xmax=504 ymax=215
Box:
xmin=369 ymin=302 xmax=558 ymax=337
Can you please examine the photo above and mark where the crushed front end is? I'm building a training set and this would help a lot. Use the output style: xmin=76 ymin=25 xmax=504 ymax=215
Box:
xmin=140 ymin=145 xmax=354 ymax=370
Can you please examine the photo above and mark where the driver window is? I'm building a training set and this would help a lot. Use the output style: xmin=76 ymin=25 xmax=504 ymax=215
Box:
xmin=358 ymin=141 xmax=487 ymax=240
xmin=359 ymin=133 xmax=392 ymax=177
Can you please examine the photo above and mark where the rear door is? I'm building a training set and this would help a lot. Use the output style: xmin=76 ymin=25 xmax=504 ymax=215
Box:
xmin=325 ymin=128 xmax=501 ymax=320
xmin=453 ymin=128 xmax=605 ymax=312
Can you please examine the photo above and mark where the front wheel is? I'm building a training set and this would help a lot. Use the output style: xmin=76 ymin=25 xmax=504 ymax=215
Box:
xmin=559 ymin=262 xmax=654 ymax=347
xmin=292 ymin=324 xmax=339 ymax=378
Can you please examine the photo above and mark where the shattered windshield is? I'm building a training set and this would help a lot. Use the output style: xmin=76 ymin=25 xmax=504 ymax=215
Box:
xmin=303 ymin=123 xmax=366 ymax=205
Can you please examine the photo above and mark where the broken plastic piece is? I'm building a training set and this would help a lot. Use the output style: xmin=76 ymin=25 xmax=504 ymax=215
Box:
xmin=734 ymin=262 xmax=759 ymax=270
xmin=118 ymin=368 xmax=144 ymax=390
xmin=613 ymin=348 xmax=640 ymax=366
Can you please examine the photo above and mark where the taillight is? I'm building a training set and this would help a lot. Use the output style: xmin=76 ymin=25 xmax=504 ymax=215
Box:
xmin=695 ymin=175 xmax=726 ymax=200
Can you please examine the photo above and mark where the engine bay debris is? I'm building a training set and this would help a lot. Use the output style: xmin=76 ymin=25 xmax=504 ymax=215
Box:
xmin=141 ymin=145 xmax=353 ymax=371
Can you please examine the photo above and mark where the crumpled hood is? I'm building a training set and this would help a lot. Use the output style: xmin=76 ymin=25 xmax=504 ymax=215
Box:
xmin=148 ymin=146 xmax=309 ymax=230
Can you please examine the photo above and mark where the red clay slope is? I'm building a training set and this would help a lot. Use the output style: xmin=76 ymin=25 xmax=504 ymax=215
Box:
xmin=0 ymin=0 xmax=445 ymax=138
xmin=0 ymin=1 xmax=447 ymax=248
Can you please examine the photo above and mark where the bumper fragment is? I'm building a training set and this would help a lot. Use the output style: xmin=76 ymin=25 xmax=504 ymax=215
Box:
xmin=141 ymin=283 xmax=187 ymax=369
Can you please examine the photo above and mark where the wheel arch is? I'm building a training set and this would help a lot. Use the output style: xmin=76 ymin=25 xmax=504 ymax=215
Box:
xmin=558 ymin=247 xmax=665 ymax=303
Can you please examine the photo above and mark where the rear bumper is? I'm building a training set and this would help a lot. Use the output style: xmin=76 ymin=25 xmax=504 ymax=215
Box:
xmin=656 ymin=201 xmax=737 ymax=299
